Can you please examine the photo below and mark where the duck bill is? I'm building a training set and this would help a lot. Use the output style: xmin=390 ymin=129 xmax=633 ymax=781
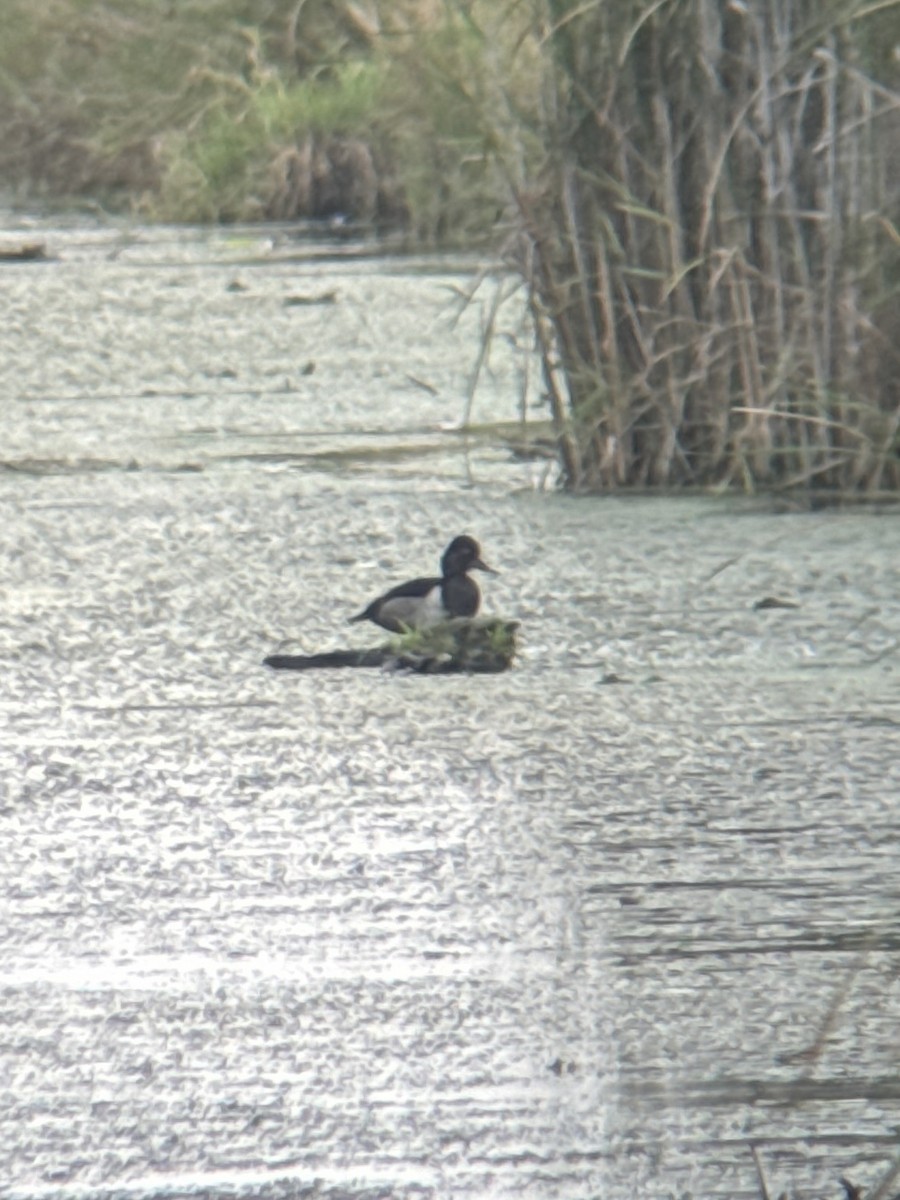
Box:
xmin=473 ymin=557 xmax=498 ymax=575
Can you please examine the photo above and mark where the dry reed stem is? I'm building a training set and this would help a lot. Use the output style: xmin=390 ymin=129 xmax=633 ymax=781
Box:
xmin=461 ymin=277 xmax=506 ymax=429
xmin=509 ymin=0 xmax=900 ymax=491
xmin=749 ymin=1143 xmax=773 ymax=1200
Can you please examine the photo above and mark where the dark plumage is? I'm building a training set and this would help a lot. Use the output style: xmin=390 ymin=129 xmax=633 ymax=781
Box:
xmin=349 ymin=535 xmax=497 ymax=633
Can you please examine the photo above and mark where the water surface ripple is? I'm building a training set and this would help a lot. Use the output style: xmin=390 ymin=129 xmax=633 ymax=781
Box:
xmin=1 ymin=221 xmax=899 ymax=1200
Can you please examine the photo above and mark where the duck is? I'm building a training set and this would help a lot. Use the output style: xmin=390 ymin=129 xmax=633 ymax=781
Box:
xmin=349 ymin=535 xmax=497 ymax=633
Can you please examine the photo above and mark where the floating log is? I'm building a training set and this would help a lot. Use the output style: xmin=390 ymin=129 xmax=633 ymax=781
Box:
xmin=266 ymin=648 xmax=388 ymax=671
xmin=283 ymin=289 xmax=338 ymax=306
xmin=753 ymin=595 xmax=800 ymax=610
xmin=0 ymin=242 xmax=48 ymax=262
xmin=264 ymin=617 xmax=519 ymax=675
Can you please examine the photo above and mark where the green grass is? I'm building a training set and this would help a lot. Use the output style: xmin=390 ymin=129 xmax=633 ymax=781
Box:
xmin=256 ymin=63 xmax=385 ymax=139
xmin=388 ymin=617 xmax=519 ymax=673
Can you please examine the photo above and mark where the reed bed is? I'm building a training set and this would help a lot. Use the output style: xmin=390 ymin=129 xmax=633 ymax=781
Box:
xmin=503 ymin=0 xmax=900 ymax=493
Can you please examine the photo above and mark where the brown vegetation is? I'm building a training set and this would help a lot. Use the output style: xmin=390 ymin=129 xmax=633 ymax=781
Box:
xmin=502 ymin=1 xmax=900 ymax=494
xmin=264 ymin=135 xmax=407 ymax=224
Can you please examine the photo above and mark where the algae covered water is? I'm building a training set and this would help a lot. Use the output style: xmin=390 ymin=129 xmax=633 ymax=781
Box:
xmin=1 ymin=220 xmax=899 ymax=1200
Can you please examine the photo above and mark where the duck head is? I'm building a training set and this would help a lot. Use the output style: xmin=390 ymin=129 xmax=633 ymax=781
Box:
xmin=441 ymin=535 xmax=497 ymax=578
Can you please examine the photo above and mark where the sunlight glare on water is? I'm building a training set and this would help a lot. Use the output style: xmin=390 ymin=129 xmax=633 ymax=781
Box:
xmin=0 ymin=220 xmax=899 ymax=1200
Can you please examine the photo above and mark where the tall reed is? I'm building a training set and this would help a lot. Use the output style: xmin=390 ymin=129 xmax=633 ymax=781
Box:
xmin=497 ymin=0 xmax=900 ymax=492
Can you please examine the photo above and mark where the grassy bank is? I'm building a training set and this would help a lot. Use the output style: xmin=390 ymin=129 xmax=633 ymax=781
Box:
xmin=0 ymin=0 xmax=507 ymax=240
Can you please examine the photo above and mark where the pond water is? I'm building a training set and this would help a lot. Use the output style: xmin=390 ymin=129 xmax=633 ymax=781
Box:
xmin=1 ymin=220 xmax=899 ymax=1200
